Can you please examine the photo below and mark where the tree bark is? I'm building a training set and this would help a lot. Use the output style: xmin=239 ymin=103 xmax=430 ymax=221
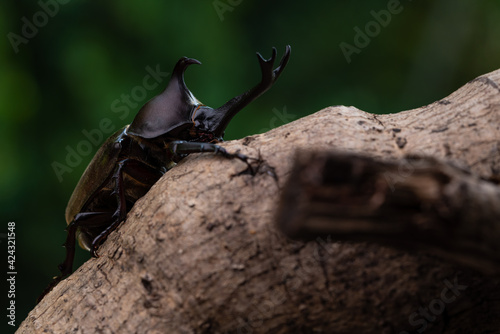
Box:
xmin=19 ymin=69 xmax=500 ymax=333
xmin=277 ymin=152 xmax=500 ymax=275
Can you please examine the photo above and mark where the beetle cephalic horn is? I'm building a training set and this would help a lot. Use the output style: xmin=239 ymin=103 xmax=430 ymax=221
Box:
xmin=210 ymin=45 xmax=291 ymax=138
xmin=128 ymin=57 xmax=202 ymax=138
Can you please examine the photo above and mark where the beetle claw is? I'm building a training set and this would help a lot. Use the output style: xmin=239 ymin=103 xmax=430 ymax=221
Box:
xmin=273 ymin=45 xmax=291 ymax=79
xmin=256 ymin=46 xmax=277 ymax=65
xmin=255 ymin=46 xmax=291 ymax=88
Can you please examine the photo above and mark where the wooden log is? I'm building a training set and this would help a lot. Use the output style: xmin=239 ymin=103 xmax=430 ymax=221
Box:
xmin=277 ymin=152 xmax=500 ymax=275
xmin=17 ymin=69 xmax=500 ymax=333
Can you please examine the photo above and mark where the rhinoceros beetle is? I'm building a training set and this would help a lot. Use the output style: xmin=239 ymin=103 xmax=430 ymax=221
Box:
xmin=38 ymin=46 xmax=290 ymax=302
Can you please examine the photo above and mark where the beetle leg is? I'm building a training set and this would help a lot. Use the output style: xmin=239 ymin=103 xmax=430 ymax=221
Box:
xmin=59 ymin=220 xmax=77 ymax=277
xmin=85 ymin=159 xmax=163 ymax=258
xmin=89 ymin=159 xmax=129 ymax=257
xmin=36 ymin=211 xmax=113 ymax=303
xmin=168 ymin=140 xmax=253 ymax=173
xmin=59 ymin=212 xmax=114 ymax=276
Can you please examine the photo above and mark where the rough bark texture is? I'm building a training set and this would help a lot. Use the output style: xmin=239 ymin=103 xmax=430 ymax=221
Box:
xmin=19 ymin=69 xmax=500 ymax=333
xmin=277 ymin=152 xmax=500 ymax=275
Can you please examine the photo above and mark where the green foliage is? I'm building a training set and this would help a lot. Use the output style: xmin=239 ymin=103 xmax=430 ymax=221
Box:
xmin=1 ymin=0 xmax=500 ymax=330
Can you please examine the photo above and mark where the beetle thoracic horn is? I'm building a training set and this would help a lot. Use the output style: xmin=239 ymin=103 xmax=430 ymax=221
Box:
xmin=128 ymin=57 xmax=202 ymax=139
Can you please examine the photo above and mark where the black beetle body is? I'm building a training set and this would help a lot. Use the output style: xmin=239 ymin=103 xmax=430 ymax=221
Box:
xmin=39 ymin=46 xmax=290 ymax=301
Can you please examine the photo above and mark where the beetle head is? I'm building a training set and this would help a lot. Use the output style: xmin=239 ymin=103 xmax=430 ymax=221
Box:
xmin=190 ymin=105 xmax=232 ymax=140
xmin=128 ymin=56 xmax=242 ymax=141
xmin=128 ymin=57 xmax=202 ymax=139
xmin=128 ymin=47 xmax=290 ymax=140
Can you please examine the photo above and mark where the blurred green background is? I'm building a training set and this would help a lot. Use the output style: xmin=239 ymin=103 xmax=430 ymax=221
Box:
xmin=1 ymin=0 xmax=499 ymax=331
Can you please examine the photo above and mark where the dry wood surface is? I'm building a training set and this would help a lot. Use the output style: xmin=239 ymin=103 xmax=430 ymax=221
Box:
xmin=18 ymin=69 xmax=500 ymax=333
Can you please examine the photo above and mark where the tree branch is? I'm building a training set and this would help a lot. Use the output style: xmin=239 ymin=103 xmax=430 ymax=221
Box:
xmin=18 ymin=69 xmax=500 ymax=333
xmin=277 ymin=152 xmax=500 ymax=275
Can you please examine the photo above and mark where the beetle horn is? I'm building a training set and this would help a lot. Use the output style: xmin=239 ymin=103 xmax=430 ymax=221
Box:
xmin=210 ymin=46 xmax=291 ymax=138
xmin=128 ymin=57 xmax=202 ymax=138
